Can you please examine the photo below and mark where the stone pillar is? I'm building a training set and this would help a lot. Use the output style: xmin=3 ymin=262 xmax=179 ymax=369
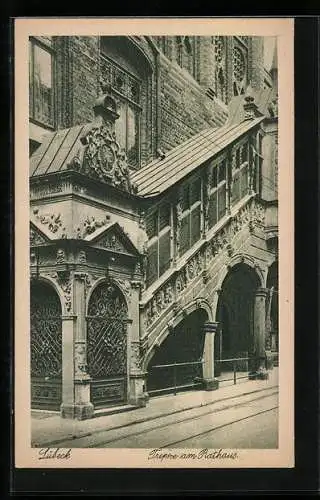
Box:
xmin=60 ymin=273 xmax=94 ymax=419
xmin=202 ymin=321 xmax=219 ymax=390
xmin=128 ymin=281 xmax=148 ymax=407
xmin=60 ymin=315 xmax=76 ymax=418
xmin=250 ymin=287 xmax=269 ymax=380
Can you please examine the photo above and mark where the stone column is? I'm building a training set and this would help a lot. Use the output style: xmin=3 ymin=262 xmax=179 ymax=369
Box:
xmin=251 ymin=287 xmax=269 ymax=380
xmin=202 ymin=321 xmax=219 ymax=390
xmin=60 ymin=314 xmax=76 ymax=418
xmin=128 ymin=281 xmax=148 ymax=407
xmin=60 ymin=272 xmax=94 ymax=420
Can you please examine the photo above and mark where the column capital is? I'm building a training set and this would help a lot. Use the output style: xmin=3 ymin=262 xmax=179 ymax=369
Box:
xmin=255 ymin=287 xmax=268 ymax=298
xmin=203 ymin=321 xmax=219 ymax=333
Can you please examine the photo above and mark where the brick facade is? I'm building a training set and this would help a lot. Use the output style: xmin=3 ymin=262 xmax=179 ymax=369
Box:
xmin=29 ymin=35 xmax=278 ymax=418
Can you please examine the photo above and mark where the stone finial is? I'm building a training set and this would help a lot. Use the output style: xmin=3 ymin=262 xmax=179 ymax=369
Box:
xmin=243 ymin=83 xmax=259 ymax=120
xmin=92 ymin=93 xmax=120 ymax=126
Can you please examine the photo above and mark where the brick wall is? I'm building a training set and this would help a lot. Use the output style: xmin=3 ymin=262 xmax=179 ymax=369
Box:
xmin=249 ymin=37 xmax=264 ymax=91
xmin=51 ymin=35 xmax=266 ymax=163
xmin=158 ymin=54 xmax=228 ymax=152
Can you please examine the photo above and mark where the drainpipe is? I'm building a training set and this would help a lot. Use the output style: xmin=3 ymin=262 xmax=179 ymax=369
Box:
xmin=145 ymin=36 xmax=161 ymax=156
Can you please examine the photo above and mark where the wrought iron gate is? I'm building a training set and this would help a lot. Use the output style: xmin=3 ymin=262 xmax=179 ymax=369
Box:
xmin=87 ymin=283 xmax=128 ymax=408
xmin=30 ymin=282 xmax=62 ymax=410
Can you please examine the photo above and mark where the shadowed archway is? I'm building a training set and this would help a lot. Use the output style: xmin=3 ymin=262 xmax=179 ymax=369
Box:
xmin=146 ymin=309 xmax=208 ymax=396
xmin=215 ymin=263 xmax=260 ymax=373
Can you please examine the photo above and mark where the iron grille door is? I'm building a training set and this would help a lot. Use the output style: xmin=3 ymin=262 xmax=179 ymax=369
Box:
xmin=87 ymin=283 xmax=128 ymax=408
xmin=30 ymin=282 xmax=62 ymax=410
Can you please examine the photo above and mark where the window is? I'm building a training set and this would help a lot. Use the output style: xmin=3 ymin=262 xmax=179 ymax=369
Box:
xmin=100 ymin=55 xmax=141 ymax=169
xmin=146 ymin=202 xmax=171 ymax=286
xmin=207 ymin=158 xmax=227 ymax=229
xmin=213 ymin=36 xmax=227 ymax=103
xmin=175 ymin=36 xmax=195 ymax=77
xmin=233 ymin=46 xmax=247 ymax=96
xmin=179 ymin=178 xmax=201 ymax=256
xmin=231 ymin=142 xmax=249 ymax=204
xmin=29 ymin=37 xmax=54 ymax=127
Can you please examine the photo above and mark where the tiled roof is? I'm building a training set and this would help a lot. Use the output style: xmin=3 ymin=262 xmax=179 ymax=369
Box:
xmin=30 ymin=114 xmax=265 ymax=198
xmin=131 ymin=117 xmax=264 ymax=197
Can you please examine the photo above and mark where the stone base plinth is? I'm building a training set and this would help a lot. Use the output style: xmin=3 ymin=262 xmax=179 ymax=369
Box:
xmin=60 ymin=402 xmax=94 ymax=420
xmin=203 ymin=378 xmax=219 ymax=391
xmin=128 ymin=373 xmax=148 ymax=407
xmin=248 ymin=369 xmax=269 ymax=381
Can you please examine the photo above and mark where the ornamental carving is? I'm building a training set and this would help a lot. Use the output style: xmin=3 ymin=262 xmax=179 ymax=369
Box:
xmin=30 ymin=227 xmax=47 ymax=246
xmin=32 ymin=208 xmax=66 ymax=237
xmin=59 ymin=277 xmax=72 ymax=313
xmin=175 ymin=201 xmax=183 ymax=256
xmin=56 ymin=249 xmax=66 ymax=264
xmin=130 ymin=342 xmax=142 ymax=371
xmin=116 ymin=279 xmax=132 ymax=301
xmin=100 ymin=233 xmax=127 ymax=253
xmin=76 ymin=214 xmax=111 ymax=239
xmin=68 ymin=124 xmax=138 ymax=194
xmin=268 ymin=96 xmax=278 ymax=118
xmin=74 ymin=342 xmax=87 ymax=376
xmin=48 ymin=272 xmax=72 ymax=313
xmin=143 ymin=198 xmax=266 ymax=330
xmin=78 ymin=250 xmax=87 ymax=264
xmin=250 ymin=203 xmax=265 ymax=230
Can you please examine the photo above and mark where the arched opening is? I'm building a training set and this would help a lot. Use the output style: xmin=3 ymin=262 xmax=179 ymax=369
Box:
xmin=87 ymin=282 xmax=128 ymax=408
xmin=266 ymin=261 xmax=278 ymax=353
xmin=215 ymin=263 xmax=260 ymax=375
xmin=30 ymin=280 xmax=62 ymax=410
xmin=147 ymin=308 xmax=208 ymax=396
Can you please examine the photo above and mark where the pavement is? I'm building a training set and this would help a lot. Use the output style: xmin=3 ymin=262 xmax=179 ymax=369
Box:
xmin=31 ymin=368 xmax=278 ymax=448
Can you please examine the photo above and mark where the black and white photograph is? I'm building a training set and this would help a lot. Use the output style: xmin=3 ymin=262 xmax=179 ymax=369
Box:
xmin=14 ymin=18 xmax=294 ymax=468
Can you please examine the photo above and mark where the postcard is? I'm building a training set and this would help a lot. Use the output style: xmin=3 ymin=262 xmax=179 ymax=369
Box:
xmin=14 ymin=17 xmax=294 ymax=469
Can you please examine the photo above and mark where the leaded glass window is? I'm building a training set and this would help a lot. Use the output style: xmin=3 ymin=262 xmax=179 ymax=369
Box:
xmin=231 ymin=141 xmax=249 ymax=204
xmin=214 ymin=36 xmax=227 ymax=103
xmin=207 ymin=156 xmax=227 ymax=230
xmin=29 ymin=37 xmax=55 ymax=127
xmin=100 ymin=54 xmax=141 ymax=169
xmin=146 ymin=201 xmax=172 ymax=286
xmin=179 ymin=177 xmax=202 ymax=256
xmin=233 ymin=45 xmax=247 ymax=96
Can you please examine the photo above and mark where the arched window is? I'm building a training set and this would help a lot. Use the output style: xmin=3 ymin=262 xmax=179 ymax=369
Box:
xmin=99 ymin=37 xmax=153 ymax=170
xmin=214 ymin=36 xmax=227 ymax=103
xmin=233 ymin=46 xmax=247 ymax=96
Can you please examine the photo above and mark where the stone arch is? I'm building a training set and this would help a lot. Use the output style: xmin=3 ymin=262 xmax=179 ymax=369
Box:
xmin=144 ymin=303 xmax=210 ymax=395
xmin=31 ymin=274 xmax=64 ymax=313
xmin=211 ymin=253 xmax=266 ymax=322
xmin=212 ymin=256 xmax=264 ymax=372
xmin=100 ymin=35 xmax=154 ymax=78
xmin=86 ymin=276 xmax=129 ymax=317
xmin=86 ymin=278 xmax=129 ymax=408
xmin=30 ymin=278 xmax=63 ymax=410
xmin=142 ymin=298 xmax=212 ymax=371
